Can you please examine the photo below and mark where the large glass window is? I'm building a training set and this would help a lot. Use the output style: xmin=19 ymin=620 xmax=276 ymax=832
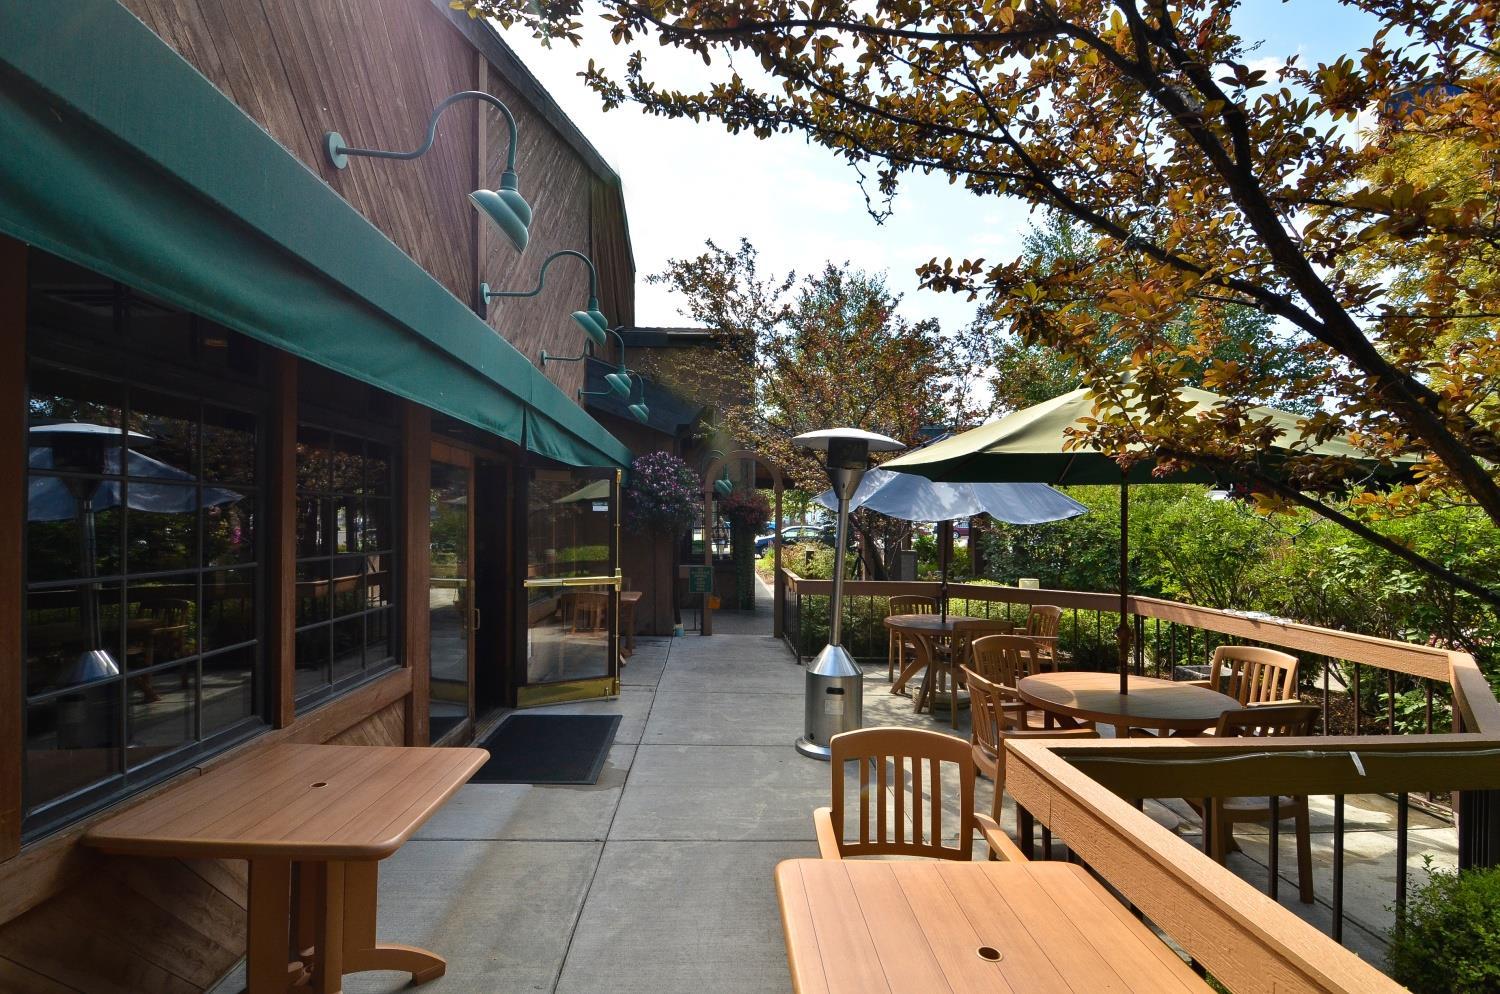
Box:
xmin=293 ymin=424 xmax=397 ymax=704
xmin=23 ymin=254 xmax=264 ymax=832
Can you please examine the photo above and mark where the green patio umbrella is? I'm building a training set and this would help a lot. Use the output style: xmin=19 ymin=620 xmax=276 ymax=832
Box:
xmin=882 ymin=384 xmax=1398 ymax=694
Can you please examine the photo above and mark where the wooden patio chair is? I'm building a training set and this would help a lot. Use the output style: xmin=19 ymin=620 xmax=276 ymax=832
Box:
xmin=813 ymin=726 xmax=1024 ymax=863
xmin=1024 ymin=604 xmax=1064 ymax=668
xmin=885 ymin=594 xmax=937 ymax=682
xmin=1188 ymin=645 xmax=1301 ymax=706
xmin=917 ymin=618 xmax=1012 ymax=728
xmin=968 ymin=634 xmax=1051 ymax=728
xmin=1189 ymin=704 xmax=1319 ymax=903
xmin=964 ymin=666 xmax=1097 ymax=822
xmin=570 ymin=590 xmax=609 ymax=634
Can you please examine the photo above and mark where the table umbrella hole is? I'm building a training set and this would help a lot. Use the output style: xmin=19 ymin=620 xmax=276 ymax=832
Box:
xmin=310 ymin=782 xmax=327 ymax=788
xmin=977 ymin=946 xmax=1003 ymax=962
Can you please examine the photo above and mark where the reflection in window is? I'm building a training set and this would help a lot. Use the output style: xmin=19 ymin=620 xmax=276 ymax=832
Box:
xmin=293 ymin=423 xmax=397 ymax=704
xmin=524 ymin=469 xmax=615 ymax=685
xmin=23 ymin=282 xmax=263 ymax=830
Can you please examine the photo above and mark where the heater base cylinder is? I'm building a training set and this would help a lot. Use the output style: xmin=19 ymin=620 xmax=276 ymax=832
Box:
xmin=796 ymin=644 xmax=863 ymax=762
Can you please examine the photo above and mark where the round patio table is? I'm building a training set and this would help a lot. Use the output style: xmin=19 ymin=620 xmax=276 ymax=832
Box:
xmin=1016 ymin=671 xmax=1240 ymax=737
xmin=884 ymin=613 xmax=1016 ymax=707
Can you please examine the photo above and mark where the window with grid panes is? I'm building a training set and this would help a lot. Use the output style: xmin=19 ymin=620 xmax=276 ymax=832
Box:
xmin=293 ymin=424 xmax=397 ymax=704
xmin=22 ymin=249 xmax=265 ymax=836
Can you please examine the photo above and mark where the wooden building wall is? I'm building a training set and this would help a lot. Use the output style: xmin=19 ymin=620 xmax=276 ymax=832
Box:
xmin=0 ymin=2 xmax=637 ymax=990
xmin=119 ymin=0 xmax=636 ymax=399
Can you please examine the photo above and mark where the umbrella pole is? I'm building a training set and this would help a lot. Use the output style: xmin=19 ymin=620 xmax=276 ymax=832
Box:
xmin=939 ymin=519 xmax=952 ymax=623
xmin=1118 ymin=475 xmax=1130 ymax=696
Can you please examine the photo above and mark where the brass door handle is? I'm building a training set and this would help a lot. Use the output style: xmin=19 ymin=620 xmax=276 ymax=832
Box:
xmin=523 ymin=575 xmax=622 ymax=589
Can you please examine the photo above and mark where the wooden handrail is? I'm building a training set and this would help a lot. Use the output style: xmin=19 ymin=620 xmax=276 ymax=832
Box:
xmin=1006 ymin=737 xmax=1419 ymax=994
xmin=779 ymin=569 xmax=1500 ymax=735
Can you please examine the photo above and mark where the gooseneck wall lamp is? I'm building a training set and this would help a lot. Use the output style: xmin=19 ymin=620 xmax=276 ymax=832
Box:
xmin=541 ymin=328 xmax=650 ymax=424
xmin=325 ymin=91 xmax=532 ymax=253
xmin=702 ymin=449 xmax=735 ymax=497
xmin=484 ymin=249 xmax=609 ymax=346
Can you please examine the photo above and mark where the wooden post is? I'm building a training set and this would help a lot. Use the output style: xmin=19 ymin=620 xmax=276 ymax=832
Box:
xmin=401 ymin=404 xmax=431 ymax=745
xmin=266 ymin=352 xmax=298 ymax=728
xmin=701 ymin=481 xmax=714 ymax=636
xmin=0 ymin=236 xmax=26 ymax=860
xmin=772 ymin=481 xmax=784 ymax=639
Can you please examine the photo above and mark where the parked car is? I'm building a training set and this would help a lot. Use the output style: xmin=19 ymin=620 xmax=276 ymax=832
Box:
xmin=755 ymin=523 xmax=835 ymax=554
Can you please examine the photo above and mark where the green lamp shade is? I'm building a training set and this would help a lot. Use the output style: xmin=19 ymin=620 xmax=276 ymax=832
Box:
xmin=714 ymin=477 xmax=734 ymax=497
xmin=629 ymin=402 xmax=650 ymax=423
xmin=605 ymin=371 xmax=633 ymax=399
xmin=573 ymin=309 xmax=608 ymax=347
xmin=469 ymin=186 xmax=532 ymax=254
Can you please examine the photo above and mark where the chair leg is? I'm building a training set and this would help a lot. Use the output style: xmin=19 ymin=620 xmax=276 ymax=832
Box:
xmin=1294 ymin=799 xmax=1314 ymax=904
xmin=1210 ymin=803 xmax=1231 ymax=864
xmin=950 ymin=669 xmax=960 ymax=729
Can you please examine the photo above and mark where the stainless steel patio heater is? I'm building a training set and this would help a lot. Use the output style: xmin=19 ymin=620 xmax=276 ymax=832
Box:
xmin=792 ymin=428 xmax=904 ymax=760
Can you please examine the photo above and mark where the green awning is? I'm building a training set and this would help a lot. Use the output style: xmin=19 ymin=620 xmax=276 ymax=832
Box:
xmin=0 ymin=0 xmax=630 ymax=470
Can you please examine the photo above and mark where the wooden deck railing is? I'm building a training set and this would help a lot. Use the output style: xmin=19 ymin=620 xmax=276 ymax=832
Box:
xmin=780 ymin=569 xmax=1500 ymax=991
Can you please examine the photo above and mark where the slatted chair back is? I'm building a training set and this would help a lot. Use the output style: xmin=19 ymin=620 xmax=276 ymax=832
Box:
xmin=949 ymin=617 xmax=1015 ymax=674
xmin=1214 ymin=704 xmax=1319 ymax=738
xmin=965 ymin=668 xmax=1008 ymax=763
xmin=1210 ymin=645 xmax=1301 ymax=705
xmin=827 ymin=727 xmax=975 ymax=861
xmin=571 ymin=590 xmax=610 ymax=633
xmin=888 ymin=595 xmax=937 ymax=617
xmin=969 ymin=634 xmax=1044 ymax=695
xmin=1025 ymin=604 xmax=1063 ymax=639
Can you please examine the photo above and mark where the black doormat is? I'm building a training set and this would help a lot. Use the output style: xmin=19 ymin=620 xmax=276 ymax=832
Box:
xmin=470 ymin=714 xmax=622 ymax=784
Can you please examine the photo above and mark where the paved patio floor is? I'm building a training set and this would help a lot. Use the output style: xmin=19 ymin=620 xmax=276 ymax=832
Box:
xmin=212 ymin=587 xmax=1453 ymax=992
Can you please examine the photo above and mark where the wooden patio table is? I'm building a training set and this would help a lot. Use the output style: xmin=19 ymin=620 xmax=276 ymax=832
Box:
xmin=1017 ymin=671 xmax=1240 ymax=736
xmin=883 ymin=613 xmax=995 ymax=696
xmin=621 ymin=589 xmax=643 ymax=657
xmin=84 ymin=743 xmax=487 ymax=993
xmin=775 ymin=858 xmax=1211 ymax=993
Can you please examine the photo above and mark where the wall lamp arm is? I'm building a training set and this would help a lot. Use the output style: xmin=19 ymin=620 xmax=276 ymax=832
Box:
xmin=484 ymin=250 xmax=599 ymax=301
xmin=326 ymin=90 xmax=519 ymax=173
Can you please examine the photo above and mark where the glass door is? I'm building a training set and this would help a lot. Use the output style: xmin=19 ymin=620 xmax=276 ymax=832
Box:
xmin=518 ymin=467 xmax=620 ymax=707
xmin=428 ymin=451 xmax=474 ymax=741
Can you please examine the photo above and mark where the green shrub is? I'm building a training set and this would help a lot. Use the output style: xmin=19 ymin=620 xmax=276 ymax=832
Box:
xmin=1388 ymin=862 xmax=1500 ymax=994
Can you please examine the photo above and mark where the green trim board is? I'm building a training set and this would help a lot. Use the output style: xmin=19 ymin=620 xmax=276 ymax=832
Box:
xmin=0 ymin=0 xmax=630 ymax=470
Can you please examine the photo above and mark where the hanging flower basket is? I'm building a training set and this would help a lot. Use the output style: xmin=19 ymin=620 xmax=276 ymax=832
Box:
xmin=717 ymin=487 xmax=771 ymax=530
xmin=623 ymin=450 xmax=699 ymax=536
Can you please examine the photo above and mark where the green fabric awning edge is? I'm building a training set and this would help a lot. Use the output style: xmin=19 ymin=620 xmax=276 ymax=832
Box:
xmin=0 ymin=0 xmax=630 ymax=470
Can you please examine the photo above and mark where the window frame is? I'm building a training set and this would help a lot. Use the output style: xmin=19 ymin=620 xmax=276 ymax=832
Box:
xmin=21 ymin=277 xmax=271 ymax=840
xmin=290 ymin=396 xmax=402 ymax=713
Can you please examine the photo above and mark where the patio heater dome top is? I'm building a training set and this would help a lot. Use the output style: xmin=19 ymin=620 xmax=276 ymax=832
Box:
xmin=792 ymin=427 xmax=904 ymax=453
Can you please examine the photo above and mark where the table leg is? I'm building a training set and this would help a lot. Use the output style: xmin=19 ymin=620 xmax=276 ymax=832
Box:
xmin=246 ymin=857 xmax=293 ymax=994
xmin=311 ymin=862 xmax=345 ymax=994
xmin=342 ymin=861 xmax=446 ymax=985
xmin=891 ymin=649 xmax=923 ymax=696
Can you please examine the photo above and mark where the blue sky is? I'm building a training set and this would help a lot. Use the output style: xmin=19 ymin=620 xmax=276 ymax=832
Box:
xmin=499 ymin=3 xmax=1381 ymax=333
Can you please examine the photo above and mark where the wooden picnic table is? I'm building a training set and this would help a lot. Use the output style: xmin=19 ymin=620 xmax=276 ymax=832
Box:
xmin=775 ymin=858 xmax=1211 ymax=993
xmin=1017 ymin=671 xmax=1241 ymax=736
xmin=84 ymin=743 xmax=487 ymax=993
